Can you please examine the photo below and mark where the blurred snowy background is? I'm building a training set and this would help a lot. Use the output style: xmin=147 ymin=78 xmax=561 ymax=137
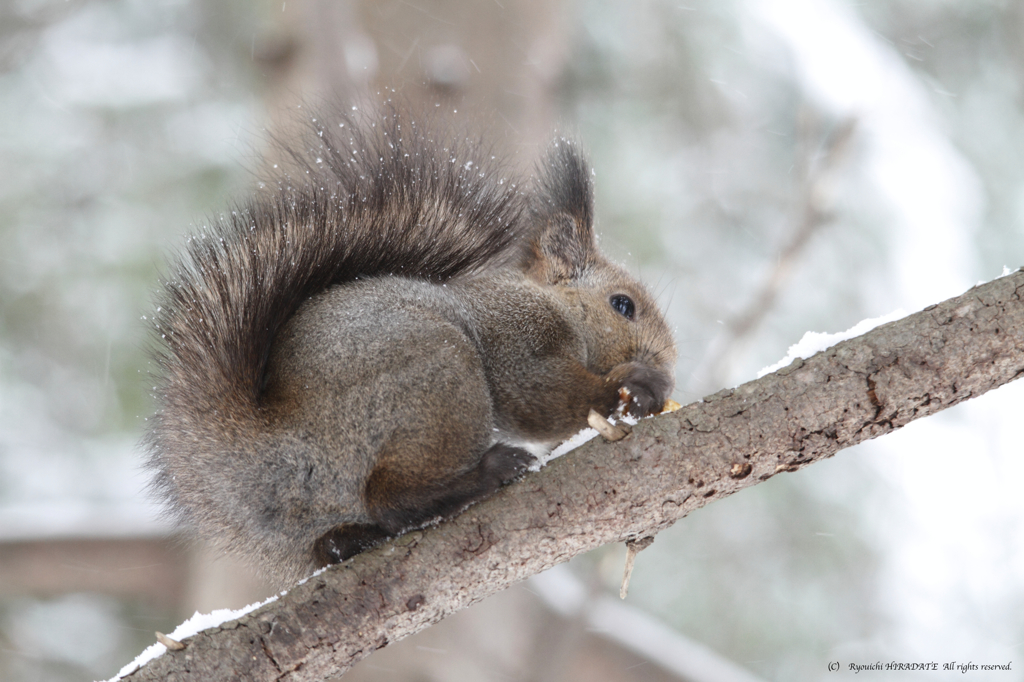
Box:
xmin=2 ymin=0 xmax=1024 ymax=680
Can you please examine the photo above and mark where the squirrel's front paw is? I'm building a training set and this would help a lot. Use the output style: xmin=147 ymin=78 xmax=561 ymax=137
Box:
xmin=607 ymin=362 xmax=673 ymax=418
xmin=480 ymin=443 xmax=537 ymax=485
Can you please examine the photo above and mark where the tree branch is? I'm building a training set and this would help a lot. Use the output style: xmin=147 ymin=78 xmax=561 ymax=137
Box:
xmin=124 ymin=270 xmax=1024 ymax=681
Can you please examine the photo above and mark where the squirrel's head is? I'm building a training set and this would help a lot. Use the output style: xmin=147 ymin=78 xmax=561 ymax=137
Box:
xmin=525 ymin=139 xmax=677 ymax=394
xmin=574 ymin=257 xmax=677 ymax=381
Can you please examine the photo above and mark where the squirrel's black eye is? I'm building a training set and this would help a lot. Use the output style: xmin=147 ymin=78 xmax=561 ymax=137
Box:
xmin=610 ymin=294 xmax=635 ymax=320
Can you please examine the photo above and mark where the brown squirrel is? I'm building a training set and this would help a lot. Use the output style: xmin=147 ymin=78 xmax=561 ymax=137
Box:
xmin=145 ymin=108 xmax=677 ymax=583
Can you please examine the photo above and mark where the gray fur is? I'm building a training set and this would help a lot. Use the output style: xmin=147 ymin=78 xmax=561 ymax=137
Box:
xmin=146 ymin=110 xmax=676 ymax=583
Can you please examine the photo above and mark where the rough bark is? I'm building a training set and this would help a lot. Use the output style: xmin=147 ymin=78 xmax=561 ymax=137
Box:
xmin=123 ymin=270 xmax=1024 ymax=681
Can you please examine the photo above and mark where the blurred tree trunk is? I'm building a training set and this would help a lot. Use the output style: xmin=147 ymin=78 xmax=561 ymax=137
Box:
xmin=258 ymin=0 xmax=573 ymax=153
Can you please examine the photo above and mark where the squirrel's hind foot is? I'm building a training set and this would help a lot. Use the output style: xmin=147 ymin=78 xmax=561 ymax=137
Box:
xmin=481 ymin=443 xmax=536 ymax=485
xmin=312 ymin=523 xmax=392 ymax=567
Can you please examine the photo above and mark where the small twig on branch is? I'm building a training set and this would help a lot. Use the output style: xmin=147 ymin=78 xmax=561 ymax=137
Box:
xmin=620 ymin=535 xmax=655 ymax=599
xmin=122 ymin=270 xmax=1024 ymax=682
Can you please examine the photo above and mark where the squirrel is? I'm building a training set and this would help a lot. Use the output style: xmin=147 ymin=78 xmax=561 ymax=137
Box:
xmin=145 ymin=107 xmax=677 ymax=583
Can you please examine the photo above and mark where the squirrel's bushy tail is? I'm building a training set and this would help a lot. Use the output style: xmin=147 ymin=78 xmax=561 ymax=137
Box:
xmin=147 ymin=107 xmax=531 ymax=509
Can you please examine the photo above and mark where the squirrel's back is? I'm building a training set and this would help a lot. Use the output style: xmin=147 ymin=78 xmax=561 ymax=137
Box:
xmin=150 ymin=109 xmax=531 ymax=429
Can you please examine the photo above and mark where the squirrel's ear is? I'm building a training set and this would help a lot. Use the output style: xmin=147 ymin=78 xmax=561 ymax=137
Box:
xmin=526 ymin=139 xmax=596 ymax=283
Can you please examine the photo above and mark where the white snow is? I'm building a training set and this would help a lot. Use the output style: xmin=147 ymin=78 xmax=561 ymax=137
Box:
xmin=757 ymin=309 xmax=907 ymax=378
xmin=531 ymin=414 xmax=640 ymax=470
xmin=756 ymin=265 xmax=1017 ymax=379
xmin=531 ymin=428 xmax=598 ymax=469
xmin=106 ymin=593 xmax=282 ymax=681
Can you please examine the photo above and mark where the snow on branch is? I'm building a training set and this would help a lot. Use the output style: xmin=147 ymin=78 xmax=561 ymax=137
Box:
xmin=120 ymin=269 xmax=1024 ymax=681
